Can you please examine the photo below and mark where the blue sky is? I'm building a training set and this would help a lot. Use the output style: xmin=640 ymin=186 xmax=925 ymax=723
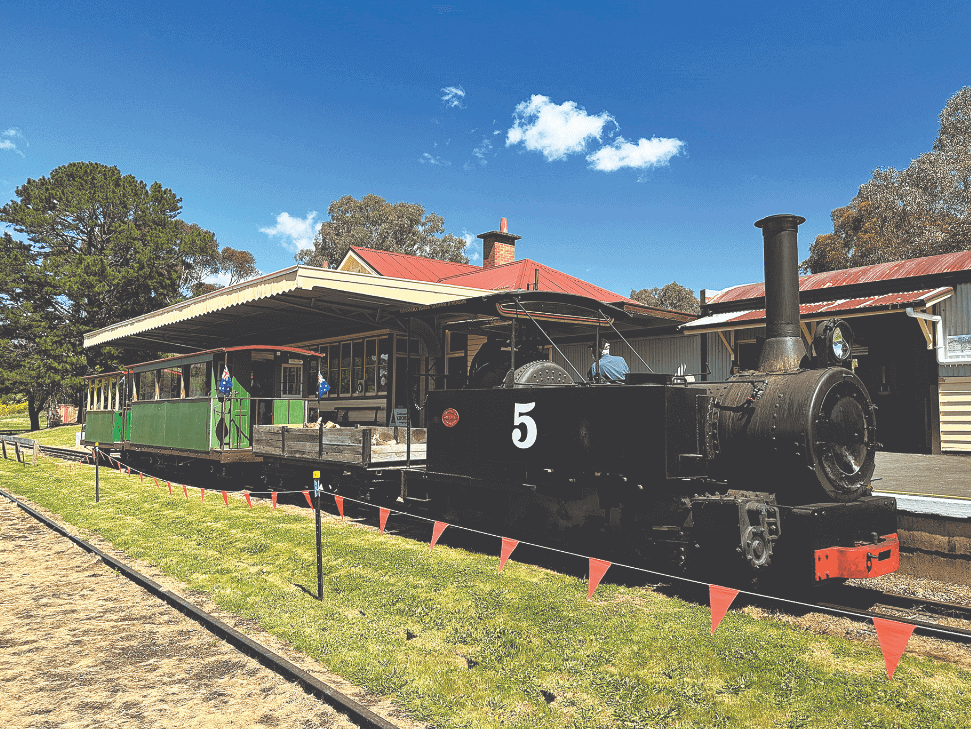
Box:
xmin=3 ymin=0 xmax=970 ymax=299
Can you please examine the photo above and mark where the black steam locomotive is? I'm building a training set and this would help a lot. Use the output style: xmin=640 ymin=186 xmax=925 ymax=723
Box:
xmin=417 ymin=215 xmax=898 ymax=585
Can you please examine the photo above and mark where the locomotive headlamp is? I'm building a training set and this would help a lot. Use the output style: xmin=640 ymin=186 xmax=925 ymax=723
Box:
xmin=813 ymin=319 xmax=854 ymax=368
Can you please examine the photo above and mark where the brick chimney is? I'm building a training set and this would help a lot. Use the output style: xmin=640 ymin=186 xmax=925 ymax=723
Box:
xmin=477 ymin=217 xmax=521 ymax=268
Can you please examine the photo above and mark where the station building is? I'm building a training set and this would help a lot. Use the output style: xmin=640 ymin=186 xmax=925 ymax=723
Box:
xmin=84 ymin=220 xmax=692 ymax=430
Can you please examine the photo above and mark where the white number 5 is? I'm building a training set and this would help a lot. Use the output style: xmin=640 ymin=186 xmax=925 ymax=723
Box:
xmin=512 ymin=402 xmax=537 ymax=449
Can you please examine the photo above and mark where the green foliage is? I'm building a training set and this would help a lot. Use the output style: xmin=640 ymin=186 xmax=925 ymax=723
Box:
xmin=3 ymin=458 xmax=970 ymax=728
xmin=630 ymin=281 xmax=700 ymax=314
xmin=0 ymin=162 xmax=222 ymax=428
xmin=296 ymin=193 xmax=470 ymax=268
xmin=804 ymin=87 xmax=971 ymax=273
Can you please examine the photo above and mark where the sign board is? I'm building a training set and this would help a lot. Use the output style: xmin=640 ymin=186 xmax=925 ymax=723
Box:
xmin=392 ymin=408 xmax=409 ymax=427
xmin=947 ymin=334 xmax=971 ymax=356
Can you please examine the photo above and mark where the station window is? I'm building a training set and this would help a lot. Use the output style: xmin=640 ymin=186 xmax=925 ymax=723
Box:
xmin=281 ymin=363 xmax=303 ymax=397
xmin=311 ymin=336 xmax=392 ymax=398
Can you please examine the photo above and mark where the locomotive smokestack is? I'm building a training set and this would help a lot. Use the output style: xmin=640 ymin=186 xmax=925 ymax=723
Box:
xmin=754 ymin=214 xmax=807 ymax=372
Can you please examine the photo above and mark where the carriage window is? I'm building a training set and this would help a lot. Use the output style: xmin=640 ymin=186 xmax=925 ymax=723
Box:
xmin=138 ymin=371 xmax=156 ymax=401
xmin=159 ymin=368 xmax=182 ymax=399
xmin=281 ymin=363 xmax=303 ymax=397
xmin=188 ymin=362 xmax=211 ymax=398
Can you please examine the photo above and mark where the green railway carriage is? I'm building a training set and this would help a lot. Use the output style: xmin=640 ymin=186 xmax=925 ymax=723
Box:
xmin=82 ymin=345 xmax=327 ymax=474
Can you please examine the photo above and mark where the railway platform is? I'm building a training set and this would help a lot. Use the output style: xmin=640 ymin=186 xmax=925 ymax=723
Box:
xmin=871 ymin=452 xmax=971 ymax=585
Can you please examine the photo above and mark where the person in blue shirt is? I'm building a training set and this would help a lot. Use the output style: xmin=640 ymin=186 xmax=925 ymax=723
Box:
xmin=588 ymin=342 xmax=629 ymax=382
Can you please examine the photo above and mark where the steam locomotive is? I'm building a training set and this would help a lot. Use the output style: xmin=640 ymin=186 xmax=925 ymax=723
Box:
xmin=418 ymin=215 xmax=898 ymax=585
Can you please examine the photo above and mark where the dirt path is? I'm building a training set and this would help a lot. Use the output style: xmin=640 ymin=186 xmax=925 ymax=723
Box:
xmin=0 ymin=498 xmax=413 ymax=729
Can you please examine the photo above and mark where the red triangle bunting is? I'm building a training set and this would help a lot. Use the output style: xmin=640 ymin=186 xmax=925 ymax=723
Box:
xmin=127 ymin=467 xmax=131 ymax=476
xmin=272 ymin=492 xmax=278 ymax=509
xmin=430 ymin=521 xmax=448 ymax=551
xmin=303 ymin=490 xmax=313 ymax=508
xmin=221 ymin=491 xmax=229 ymax=507
xmin=588 ymin=558 xmax=611 ymax=599
xmin=166 ymin=481 xmax=171 ymax=495
xmin=200 ymin=488 xmax=205 ymax=503
xmin=873 ymin=617 xmax=915 ymax=680
xmin=379 ymin=507 xmax=390 ymax=534
xmin=140 ymin=472 xmax=144 ymax=483
xmin=182 ymin=484 xmax=188 ymax=499
xmin=499 ymin=538 xmax=519 ymax=573
xmin=245 ymin=493 xmax=253 ymax=509
xmin=709 ymin=585 xmax=740 ymax=634
xmin=154 ymin=478 xmax=160 ymax=489
xmin=334 ymin=495 xmax=344 ymax=519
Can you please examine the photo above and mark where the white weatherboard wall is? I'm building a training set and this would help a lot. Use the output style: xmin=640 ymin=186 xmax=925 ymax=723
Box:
xmin=934 ymin=283 xmax=971 ymax=451
xmin=552 ymin=333 xmax=703 ymax=380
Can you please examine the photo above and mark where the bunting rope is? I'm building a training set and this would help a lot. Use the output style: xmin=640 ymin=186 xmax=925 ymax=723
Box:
xmin=73 ymin=447 xmax=966 ymax=674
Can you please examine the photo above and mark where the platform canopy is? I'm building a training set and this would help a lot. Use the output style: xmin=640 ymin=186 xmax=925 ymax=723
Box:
xmin=83 ymin=265 xmax=491 ymax=353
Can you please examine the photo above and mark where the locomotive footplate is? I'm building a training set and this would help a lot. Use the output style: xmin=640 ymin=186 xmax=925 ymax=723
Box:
xmin=774 ymin=496 xmax=898 ymax=582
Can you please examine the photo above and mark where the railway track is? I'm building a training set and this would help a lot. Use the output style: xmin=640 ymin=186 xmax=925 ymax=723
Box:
xmin=0 ymin=486 xmax=403 ymax=729
xmin=812 ymin=586 xmax=971 ymax=643
xmin=38 ymin=444 xmax=94 ymax=462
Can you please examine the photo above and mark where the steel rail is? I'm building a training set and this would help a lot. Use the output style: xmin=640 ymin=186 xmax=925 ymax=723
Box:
xmin=0 ymin=487 xmax=403 ymax=729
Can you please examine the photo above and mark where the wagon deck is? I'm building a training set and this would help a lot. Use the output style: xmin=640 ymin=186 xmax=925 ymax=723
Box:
xmin=252 ymin=425 xmax=426 ymax=468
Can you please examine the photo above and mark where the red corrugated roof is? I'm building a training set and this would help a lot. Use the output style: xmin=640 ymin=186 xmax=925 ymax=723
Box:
xmin=439 ymin=259 xmax=635 ymax=303
xmin=348 ymin=246 xmax=480 ymax=283
xmin=709 ymin=250 xmax=971 ymax=304
xmin=345 ymin=246 xmax=633 ymax=304
xmin=686 ymin=287 xmax=954 ymax=331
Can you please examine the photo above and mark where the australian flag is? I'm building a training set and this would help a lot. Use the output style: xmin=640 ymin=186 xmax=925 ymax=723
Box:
xmin=317 ymin=370 xmax=331 ymax=398
xmin=218 ymin=366 xmax=233 ymax=396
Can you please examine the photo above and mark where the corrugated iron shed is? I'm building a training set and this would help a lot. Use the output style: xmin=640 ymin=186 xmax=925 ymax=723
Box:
xmin=709 ymin=250 xmax=971 ymax=304
xmin=687 ymin=287 xmax=954 ymax=332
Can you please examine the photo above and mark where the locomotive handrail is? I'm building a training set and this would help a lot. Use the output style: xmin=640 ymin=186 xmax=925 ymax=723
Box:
xmin=598 ymin=308 xmax=654 ymax=373
xmin=512 ymin=297 xmax=586 ymax=382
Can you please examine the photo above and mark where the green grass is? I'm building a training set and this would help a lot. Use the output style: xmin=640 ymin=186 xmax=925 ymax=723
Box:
xmin=1 ymin=457 xmax=969 ymax=728
xmin=0 ymin=416 xmax=81 ymax=447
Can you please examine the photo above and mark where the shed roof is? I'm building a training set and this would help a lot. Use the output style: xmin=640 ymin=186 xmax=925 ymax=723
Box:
xmin=686 ymin=286 xmax=954 ymax=333
xmin=83 ymin=265 xmax=488 ymax=352
xmin=708 ymin=250 xmax=971 ymax=305
xmin=347 ymin=246 xmax=481 ymax=282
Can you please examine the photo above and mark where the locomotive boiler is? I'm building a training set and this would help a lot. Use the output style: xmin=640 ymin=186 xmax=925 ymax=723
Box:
xmin=423 ymin=214 xmax=898 ymax=585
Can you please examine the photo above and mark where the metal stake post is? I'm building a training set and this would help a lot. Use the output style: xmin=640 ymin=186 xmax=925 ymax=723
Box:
xmin=94 ymin=443 xmax=100 ymax=503
xmin=313 ymin=470 xmax=323 ymax=601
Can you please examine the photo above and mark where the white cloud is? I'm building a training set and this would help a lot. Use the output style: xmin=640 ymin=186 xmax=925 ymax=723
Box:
xmin=462 ymin=231 xmax=481 ymax=262
xmin=440 ymin=85 xmax=466 ymax=109
xmin=506 ymin=95 xmax=616 ymax=161
xmin=421 ymin=152 xmax=450 ymax=166
xmin=205 ymin=270 xmax=232 ymax=287
xmin=586 ymin=136 xmax=684 ymax=172
xmin=260 ymin=211 xmax=318 ymax=253
xmin=472 ymin=138 xmax=492 ymax=165
xmin=1 ymin=128 xmax=27 ymax=157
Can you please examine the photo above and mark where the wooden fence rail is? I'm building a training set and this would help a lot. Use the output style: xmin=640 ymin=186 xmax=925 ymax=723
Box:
xmin=0 ymin=435 xmax=39 ymax=466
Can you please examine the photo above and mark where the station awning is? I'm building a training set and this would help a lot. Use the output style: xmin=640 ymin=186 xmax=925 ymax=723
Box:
xmin=83 ymin=265 xmax=489 ymax=352
xmin=683 ymin=286 xmax=954 ymax=334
